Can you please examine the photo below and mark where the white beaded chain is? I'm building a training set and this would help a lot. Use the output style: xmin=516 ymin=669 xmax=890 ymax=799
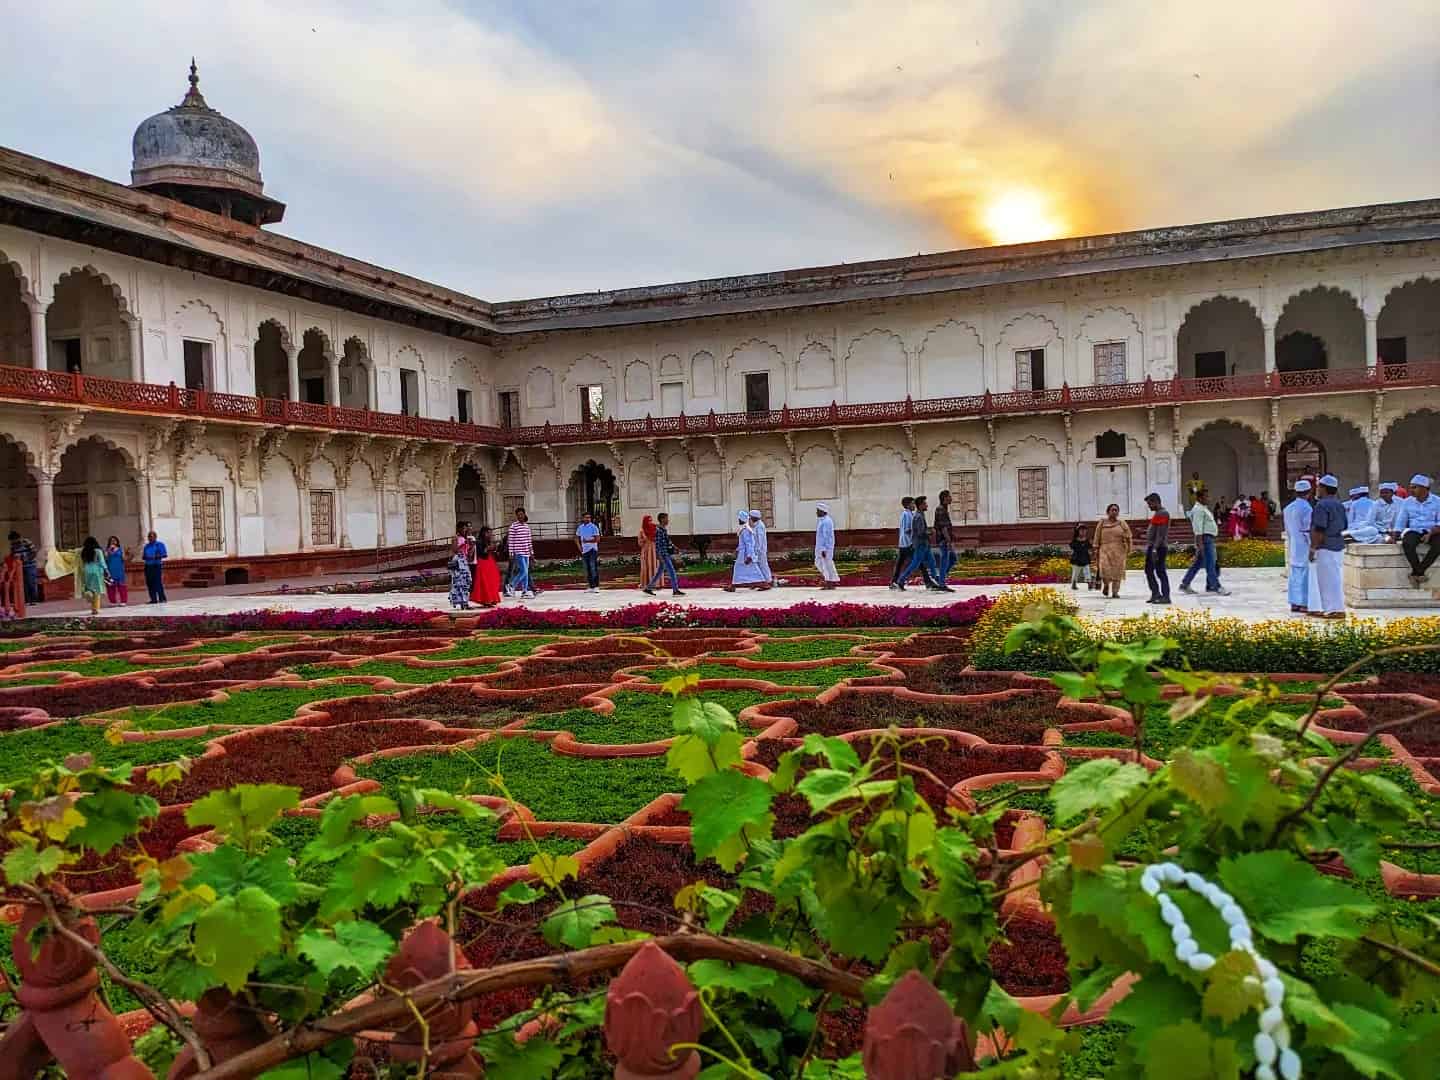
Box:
xmin=1139 ymin=862 xmax=1301 ymax=1080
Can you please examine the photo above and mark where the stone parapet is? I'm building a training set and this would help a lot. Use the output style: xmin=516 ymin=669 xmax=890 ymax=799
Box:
xmin=1344 ymin=543 xmax=1440 ymax=608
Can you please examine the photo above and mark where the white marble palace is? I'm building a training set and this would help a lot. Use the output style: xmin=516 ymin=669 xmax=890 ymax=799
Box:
xmin=3 ymin=66 xmax=1440 ymax=577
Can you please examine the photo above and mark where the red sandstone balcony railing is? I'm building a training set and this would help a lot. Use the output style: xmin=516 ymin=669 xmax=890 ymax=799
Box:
xmin=1 ymin=360 xmax=1438 ymax=448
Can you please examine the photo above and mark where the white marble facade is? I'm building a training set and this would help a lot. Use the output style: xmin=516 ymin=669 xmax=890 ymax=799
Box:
xmin=3 ymin=220 xmax=1440 ymax=559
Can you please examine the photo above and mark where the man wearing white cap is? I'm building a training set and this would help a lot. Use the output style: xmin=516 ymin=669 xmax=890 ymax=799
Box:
xmin=1372 ymin=482 xmax=1401 ymax=537
xmin=748 ymin=508 xmax=774 ymax=586
xmin=1283 ymin=479 xmax=1315 ymax=613
xmin=1342 ymin=485 xmax=1376 ymax=542
xmin=726 ymin=510 xmax=770 ymax=592
xmin=814 ymin=504 xmax=839 ymax=589
xmin=1308 ymin=475 xmax=1347 ymax=618
xmin=1392 ymin=474 xmax=1440 ymax=584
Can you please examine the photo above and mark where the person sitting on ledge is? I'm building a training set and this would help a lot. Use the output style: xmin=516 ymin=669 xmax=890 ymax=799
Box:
xmin=1391 ymin=474 xmax=1440 ymax=586
xmin=1342 ymin=484 xmax=1376 ymax=543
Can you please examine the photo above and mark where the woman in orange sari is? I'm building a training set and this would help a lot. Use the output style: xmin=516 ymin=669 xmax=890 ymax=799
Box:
xmin=469 ymin=525 xmax=503 ymax=608
xmin=638 ymin=515 xmax=658 ymax=589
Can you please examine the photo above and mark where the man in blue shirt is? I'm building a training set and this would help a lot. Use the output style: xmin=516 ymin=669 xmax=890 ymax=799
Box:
xmin=574 ymin=512 xmax=601 ymax=592
xmin=642 ymin=513 xmax=685 ymax=596
xmin=1308 ymin=475 xmax=1346 ymax=618
xmin=141 ymin=530 xmax=168 ymax=604
xmin=1392 ymin=473 xmax=1440 ymax=584
xmin=888 ymin=497 xmax=915 ymax=590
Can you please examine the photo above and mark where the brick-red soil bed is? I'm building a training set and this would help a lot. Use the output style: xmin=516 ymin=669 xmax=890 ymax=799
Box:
xmin=134 ymin=721 xmax=470 ymax=803
xmin=540 ymin=638 xmax=655 ymax=659
xmin=148 ymin=653 xmax=332 ymax=684
xmin=482 ymin=655 xmax=654 ymax=690
xmin=0 ymin=680 xmax=241 ymax=718
xmin=264 ymin=635 xmax=459 ymax=656
xmin=870 ymin=633 xmax=974 ymax=659
xmin=461 ymin=838 xmax=757 ymax=1031
xmin=885 ymin=657 xmax=1036 ymax=696
xmin=1352 ymin=673 xmax=1440 ymax=700
xmin=782 ymin=693 xmax=1053 ymax=744
xmin=1322 ymin=697 xmax=1440 ymax=757
xmin=989 ymin=913 xmax=1070 ymax=997
xmin=52 ymin=811 xmax=209 ymax=895
xmin=312 ymin=686 xmax=593 ymax=728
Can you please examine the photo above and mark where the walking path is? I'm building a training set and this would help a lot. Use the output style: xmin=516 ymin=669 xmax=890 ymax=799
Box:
xmin=30 ymin=567 xmax=1426 ymax=623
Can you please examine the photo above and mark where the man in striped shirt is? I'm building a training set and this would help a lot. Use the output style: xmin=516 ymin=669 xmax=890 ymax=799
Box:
xmin=505 ymin=507 xmax=535 ymax=599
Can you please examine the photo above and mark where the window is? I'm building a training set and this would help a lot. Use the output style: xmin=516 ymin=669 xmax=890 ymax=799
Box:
xmin=1095 ymin=430 xmax=1126 ymax=458
xmin=456 ymin=388 xmax=472 ymax=424
xmin=56 ymin=492 xmax=89 ymax=549
xmin=660 ymin=381 xmax=684 ymax=416
xmin=502 ymin=494 xmax=526 ymax=520
xmin=1017 ymin=467 xmax=1049 ymax=520
xmin=191 ymin=488 xmax=223 ymax=552
xmin=302 ymin=377 xmax=326 ymax=404
xmin=744 ymin=372 xmax=770 ymax=413
xmin=946 ymin=470 xmax=979 ymax=521
xmin=498 ymin=390 xmax=520 ymax=429
xmin=183 ymin=340 xmax=212 ymax=391
xmin=404 ymin=492 xmax=426 ymax=541
xmin=746 ymin=479 xmax=775 ymax=524
xmin=1093 ymin=341 xmax=1126 ymax=385
xmin=309 ymin=490 xmax=335 ymax=546
xmin=1014 ymin=349 xmax=1045 ymax=391
xmin=400 ymin=369 xmax=420 ymax=416
xmin=580 ymin=384 xmax=604 ymax=424
xmin=59 ymin=338 xmax=82 ymax=373
xmin=1379 ymin=337 xmax=1408 ymax=366
xmin=1194 ymin=351 xmax=1227 ymax=379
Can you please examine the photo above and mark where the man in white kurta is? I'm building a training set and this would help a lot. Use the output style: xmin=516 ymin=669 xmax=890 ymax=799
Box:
xmin=728 ymin=511 xmax=769 ymax=590
xmin=1283 ymin=479 xmax=1314 ymax=613
xmin=1309 ymin=474 xmax=1347 ymax=618
xmin=748 ymin=509 xmax=773 ymax=585
xmin=814 ymin=504 xmax=839 ymax=588
xmin=1342 ymin=484 xmax=1381 ymax=544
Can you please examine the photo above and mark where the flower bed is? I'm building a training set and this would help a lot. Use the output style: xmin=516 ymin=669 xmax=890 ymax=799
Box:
xmin=768 ymin=689 xmax=1058 ymax=744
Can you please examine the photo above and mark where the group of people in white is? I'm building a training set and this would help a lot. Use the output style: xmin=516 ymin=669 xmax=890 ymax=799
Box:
xmin=1283 ymin=472 xmax=1440 ymax=619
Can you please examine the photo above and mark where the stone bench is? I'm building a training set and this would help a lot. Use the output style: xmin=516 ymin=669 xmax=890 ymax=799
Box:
xmin=1344 ymin=543 xmax=1440 ymax=608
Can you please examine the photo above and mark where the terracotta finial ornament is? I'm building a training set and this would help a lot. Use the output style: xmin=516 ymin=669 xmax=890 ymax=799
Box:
xmin=6 ymin=900 xmax=154 ymax=1079
xmin=167 ymin=989 xmax=269 ymax=1080
xmin=862 ymin=969 xmax=976 ymax=1079
xmin=379 ymin=920 xmax=483 ymax=1077
xmin=604 ymin=941 xmax=702 ymax=1079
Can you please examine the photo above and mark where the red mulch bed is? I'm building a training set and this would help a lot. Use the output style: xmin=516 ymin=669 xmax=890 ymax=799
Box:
xmin=990 ymin=913 xmax=1070 ymax=996
xmin=310 ymin=685 xmax=595 ymax=728
xmin=147 ymin=653 xmax=333 ymax=684
xmin=782 ymin=693 xmax=1053 ymax=744
xmin=134 ymin=721 xmax=470 ymax=804
xmin=540 ymin=638 xmax=655 ymax=659
xmin=460 ymin=838 xmax=757 ymax=1031
xmin=867 ymin=633 xmax=974 ymax=659
xmin=883 ymin=656 xmax=1039 ymax=696
xmin=0 ymin=680 xmax=243 ymax=718
xmin=482 ymin=656 xmax=656 ymax=690
xmin=52 ymin=811 xmax=209 ymax=895
xmin=1354 ymin=674 xmax=1440 ymax=700
xmin=1323 ymin=697 xmax=1440 ymax=757
xmin=263 ymin=634 xmax=459 ymax=656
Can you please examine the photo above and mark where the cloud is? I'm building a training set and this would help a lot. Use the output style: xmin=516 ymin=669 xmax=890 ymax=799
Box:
xmin=1 ymin=0 xmax=1436 ymax=296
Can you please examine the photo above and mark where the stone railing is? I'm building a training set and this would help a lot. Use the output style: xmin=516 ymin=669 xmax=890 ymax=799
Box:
xmin=2 ymin=905 xmax=979 ymax=1079
xmin=2 ymin=359 xmax=1438 ymax=450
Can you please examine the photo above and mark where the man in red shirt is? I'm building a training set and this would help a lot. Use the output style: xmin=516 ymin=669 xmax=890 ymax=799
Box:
xmin=1144 ymin=492 xmax=1172 ymax=604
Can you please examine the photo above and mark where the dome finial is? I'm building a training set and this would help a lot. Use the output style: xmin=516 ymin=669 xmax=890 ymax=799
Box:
xmin=180 ymin=57 xmax=208 ymax=108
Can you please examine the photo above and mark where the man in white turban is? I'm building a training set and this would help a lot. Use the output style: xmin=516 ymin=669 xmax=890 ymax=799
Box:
xmin=1308 ymin=475 xmax=1346 ymax=619
xmin=726 ymin=510 xmax=769 ymax=591
xmin=814 ymin=504 xmax=839 ymax=589
xmin=1393 ymin=474 xmax=1440 ymax=584
xmin=1283 ymin=479 xmax=1314 ymax=613
xmin=748 ymin=508 xmax=773 ymax=586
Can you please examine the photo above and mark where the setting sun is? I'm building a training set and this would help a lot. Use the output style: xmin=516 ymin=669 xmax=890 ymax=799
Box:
xmin=979 ymin=188 xmax=1067 ymax=245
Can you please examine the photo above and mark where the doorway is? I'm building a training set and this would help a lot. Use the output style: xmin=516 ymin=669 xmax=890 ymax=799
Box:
xmin=665 ymin=488 xmax=692 ymax=536
xmin=1093 ymin=463 xmax=1131 ymax=518
xmin=56 ymin=492 xmax=89 ymax=549
xmin=1280 ymin=435 xmax=1325 ymax=493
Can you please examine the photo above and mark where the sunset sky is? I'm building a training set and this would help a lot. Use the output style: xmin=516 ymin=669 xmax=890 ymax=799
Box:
xmin=4 ymin=1 xmax=1438 ymax=298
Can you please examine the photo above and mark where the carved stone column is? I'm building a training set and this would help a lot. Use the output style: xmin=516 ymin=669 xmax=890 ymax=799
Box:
xmin=1263 ymin=322 xmax=1277 ymax=375
xmin=1365 ymin=316 xmax=1379 ymax=371
xmin=25 ymin=297 xmax=47 ymax=371
xmin=35 ymin=475 xmax=56 ymax=556
xmin=128 ymin=318 xmax=145 ymax=382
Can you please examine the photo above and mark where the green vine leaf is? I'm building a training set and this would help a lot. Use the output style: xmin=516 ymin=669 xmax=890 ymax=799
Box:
xmin=296 ymin=921 xmax=395 ymax=979
xmin=1170 ymin=749 xmax=1228 ymax=812
xmin=192 ymin=884 xmax=283 ymax=990
xmin=1201 ymin=951 xmax=1262 ymax=1024
xmin=1218 ymin=851 xmax=1377 ymax=943
xmin=682 ymin=770 xmax=773 ymax=869
xmin=2 ymin=837 xmax=69 ymax=885
xmin=184 ymin=784 xmax=301 ymax=850
xmin=1049 ymin=759 xmax=1148 ymax=823
xmin=1137 ymin=1020 xmax=1240 ymax=1080
xmin=474 ymin=1028 xmax=567 ymax=1080
xmin=529 ymin=852 xmax=580 ymax=889
xmin=666 ymin=730 xmax=743 ymax=784
xmin=542 ymin=894 xmax=617 ymax=949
